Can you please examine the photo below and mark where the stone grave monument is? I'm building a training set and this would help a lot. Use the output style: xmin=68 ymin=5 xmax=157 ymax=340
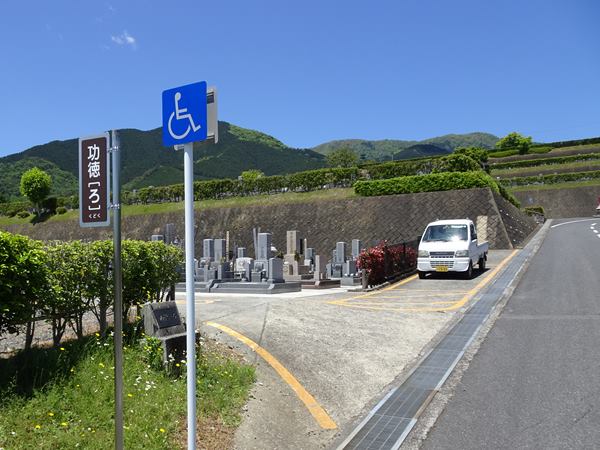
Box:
xmin=141 ymin=301 xmax=188 ymax=364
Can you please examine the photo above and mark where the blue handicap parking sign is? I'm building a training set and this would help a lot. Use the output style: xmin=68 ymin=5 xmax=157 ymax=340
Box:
xmin=162 ymin=81 xmax=208 ymax=146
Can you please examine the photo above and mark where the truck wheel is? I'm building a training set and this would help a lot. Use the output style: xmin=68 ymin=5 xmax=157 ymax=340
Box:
xmin=418 ymin=271 xmax=427 ymax=279
xmin=478 ymin=256 xmax=486 ymax=271
xmin=463 ymin=261 xmax=473 ymax=279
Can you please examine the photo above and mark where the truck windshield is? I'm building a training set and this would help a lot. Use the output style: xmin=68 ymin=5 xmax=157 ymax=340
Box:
xmin=422 ymin=224 xmax=468 ymax=242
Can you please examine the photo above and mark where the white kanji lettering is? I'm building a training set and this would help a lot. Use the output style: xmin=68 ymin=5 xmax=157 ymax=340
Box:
xmin=88 ymin=161 xmax=101 ymax=178
xmin=88 ymin=144 xmax=100 ymax=161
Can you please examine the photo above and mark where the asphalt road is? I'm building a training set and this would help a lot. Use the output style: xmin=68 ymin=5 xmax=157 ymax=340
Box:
xmin=421 ymin=218 xmax=600 ymax=449
xmin=175 ymin=251 xmax=512 ymax=449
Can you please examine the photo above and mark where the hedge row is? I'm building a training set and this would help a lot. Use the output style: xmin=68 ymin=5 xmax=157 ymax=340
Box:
xmin=488 ymin=146 xmax=553 ymax=159
xmin=490 ymin=152 xmax=600 ymax=170
xmin=499 ymin=170 xmax=600 ymax=187
xmin=0 ymin=232 xmax=182 ymax=348
xmin=488 ymin=136 xmax=600 ymax=158
xmin=354 ymin=171 xmax=520 ymax=207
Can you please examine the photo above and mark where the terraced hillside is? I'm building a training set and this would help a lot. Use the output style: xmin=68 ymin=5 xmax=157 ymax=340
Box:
xmin=489 ymin=142 xmax=600 ymax=217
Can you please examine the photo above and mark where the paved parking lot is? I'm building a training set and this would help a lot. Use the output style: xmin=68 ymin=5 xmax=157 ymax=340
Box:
xmin=175 ymin=250 xmax=515 ymax=449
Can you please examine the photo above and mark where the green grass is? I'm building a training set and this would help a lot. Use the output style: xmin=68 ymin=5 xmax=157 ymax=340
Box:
xmin=491 ymin=160 xmax=600 ymax=178
xmin=0 ymin=331 xmax=255 ymax=450
xmin=0 ymin=188 xmax=356 ymax=227
xmin=509 ymin=178 xmax=600 ymax=192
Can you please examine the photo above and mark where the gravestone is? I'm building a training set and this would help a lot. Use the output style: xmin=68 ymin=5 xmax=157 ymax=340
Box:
xmin=352 ymin=239 xmax=362 ymax=259
xmin=214 ymin=239 xmax=227 ymax=263
xmin=142 ymin=301 xmax=187 ymax=364
xmin=203 ymin=239 xmax=215 ymax=262
xmin=151 ymin=235 xmax=164 ymax=242
xmin=165 ymin=223 xmax=175 ymax=245
xmin=237 ymin=247 xmax=247 ymax=258
xmin=257 ymin=233 xmax=272 ymax=260
xmin=335 ymin=242 xmax=347 ymax=264
xmin=268 ymin=258 xmax=284 ymax=283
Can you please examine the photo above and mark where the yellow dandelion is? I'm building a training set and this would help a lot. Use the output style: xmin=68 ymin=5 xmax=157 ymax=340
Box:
xmin=70 ymin=368 xmax=75 ymax=373
xmin=159 ymin=428 xmax=166 ymax=433
xmin=61 ymin=422 xmax=68 ymax=427
xmin=175 ymin=363 xmax=180 ymax=367
xmin=48 ymin=412 xmax=54 ymax=417
xmin=99 ymin=363 xmax=105 ymax=368
xmin=95 ymin=332 xmax=100 ymax=337
xmin=35 ymin=424 xmax=41 ymax=429
xmin=127 ymin=393 xmax=133 ymax=398
xmin=59 ymin=347 xmax=65 ymax=351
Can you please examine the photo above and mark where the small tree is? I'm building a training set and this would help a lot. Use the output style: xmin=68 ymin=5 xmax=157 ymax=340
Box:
xmin=20 ymin=167 xmax=52 ymax=214
xmin=326 ymin=148 xmax=359 ymax=168
xmin=496 ymin=132 xmax=532 ymax=155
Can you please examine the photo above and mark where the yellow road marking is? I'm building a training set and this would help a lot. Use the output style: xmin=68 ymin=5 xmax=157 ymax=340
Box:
xmin=329 ymin=251 xmax=519 ymax=313
xmin=175 ymin=299 xmax=215 ymax=305
xmin=206 ymin=321 xmax=337 ymax=430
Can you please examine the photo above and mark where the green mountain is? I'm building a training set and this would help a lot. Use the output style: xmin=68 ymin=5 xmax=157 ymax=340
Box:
xmin=313 ymin=132 xmax=499 ymax=161
xmin=0 ymin=123 xmax=500 ymax=201
xmin=0 ymin=122 xmax=326 ymax=198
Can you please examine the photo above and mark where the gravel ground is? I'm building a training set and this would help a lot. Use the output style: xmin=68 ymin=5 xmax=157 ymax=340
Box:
xmin=0 ymin=310 xmax=114 ymax=355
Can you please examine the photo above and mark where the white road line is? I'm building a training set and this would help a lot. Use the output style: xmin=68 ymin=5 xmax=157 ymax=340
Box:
xmin=551 ymin=219 xmax=599 ymax=228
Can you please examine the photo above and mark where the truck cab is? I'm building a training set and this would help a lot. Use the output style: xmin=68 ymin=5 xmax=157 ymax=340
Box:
xmin=417 ymin=219 xmax=488 ymax=279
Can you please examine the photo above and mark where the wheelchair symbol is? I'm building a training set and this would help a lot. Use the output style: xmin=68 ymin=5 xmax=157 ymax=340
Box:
xmin=167 ymin=92 xmax=202 ymax=140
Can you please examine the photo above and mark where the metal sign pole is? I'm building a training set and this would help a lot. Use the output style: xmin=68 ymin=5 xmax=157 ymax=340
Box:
xmin=183 ymin=141 xmax=197 ymax=449
xmin=111 ymin=130 xmax=124 ymax=450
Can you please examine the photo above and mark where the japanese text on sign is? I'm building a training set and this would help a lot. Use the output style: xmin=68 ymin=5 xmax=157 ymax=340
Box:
xmin=79 ymin=134 xmax=110 ymax=227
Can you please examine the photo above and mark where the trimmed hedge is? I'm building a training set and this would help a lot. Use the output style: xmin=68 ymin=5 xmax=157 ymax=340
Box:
xmin=354 ymin=171 xmax=520 ymax=207
xmin=499 ymin=169 xmax=600 ymax=187
xmin=0 ymin=233 xmax=183 ymax=347
xmin=491 ymin=152 xmax=600 ymax=170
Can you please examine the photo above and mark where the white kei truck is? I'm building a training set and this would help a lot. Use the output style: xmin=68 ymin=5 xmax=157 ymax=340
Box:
xmin=417 ymin=219 xmax=489 ymax=279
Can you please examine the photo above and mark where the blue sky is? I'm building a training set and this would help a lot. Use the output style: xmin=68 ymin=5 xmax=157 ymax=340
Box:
xmin=0 ymin=0 xmax=599 ymax=157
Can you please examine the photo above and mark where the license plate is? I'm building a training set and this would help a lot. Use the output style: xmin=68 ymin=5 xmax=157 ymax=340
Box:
xmin=435 ymin=266 xmax=449 ymax=272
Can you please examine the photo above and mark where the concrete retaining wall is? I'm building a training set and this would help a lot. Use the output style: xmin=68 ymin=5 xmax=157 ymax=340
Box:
xmin=2 ymin=188 xmax=537 ymax=254
xmin=514 ymin=185 xmax=600 ymax=218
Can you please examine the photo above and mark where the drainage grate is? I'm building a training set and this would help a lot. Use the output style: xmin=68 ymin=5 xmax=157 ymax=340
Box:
xmin=339 ymin=243 xmax=539 ymax=450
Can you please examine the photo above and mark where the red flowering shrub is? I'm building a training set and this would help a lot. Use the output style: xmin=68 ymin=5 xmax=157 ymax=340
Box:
xmin=357 ymin=241 xmax=417 ymax=286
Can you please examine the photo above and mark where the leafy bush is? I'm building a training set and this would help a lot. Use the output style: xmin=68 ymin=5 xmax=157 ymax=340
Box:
xmin=0 ymin=200 xmax=32 ymax=217
xmin=56 ymin=206 xmax=67 ymax=214
xmin=16 ymin=210 xmax=30 ymax=218
xmin=432 ymin=154 xmax=481 ymax=173
xmin=0 ymin=232 xmax=48 ymax=337
xmin=357 ymin=241 xmax=417 ymax=286
xmin=524 ymin=206 xmax=545 ymax=216
xmin=454 ymin=146 xmax=489 ymax=164
xmin=41 ymin=196 xmax=58 ymax=213
xmin=0 ymin=235 xmax=183 ymax=347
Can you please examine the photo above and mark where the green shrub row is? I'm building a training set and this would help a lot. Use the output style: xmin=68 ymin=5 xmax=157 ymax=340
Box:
xmin=354 ymin=171 xmax=520 ymax=207
xmin=491 ymin=152 xmax=600 ymax=170
xmin=499 ymin=169 xmax=600 ymax=187
xmin=0 ymin=232 xmax=182 ymax=348
xmin=122 ymin=155 xmax=486 ymax=205
xmin=0 ymin=200 xmax=31 ymax=217
xmin=488 ymin=146 xmax=554 ymax=159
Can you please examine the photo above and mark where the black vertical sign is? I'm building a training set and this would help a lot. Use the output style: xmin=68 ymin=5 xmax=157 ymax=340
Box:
xmin=79 ymin=133 xmax=110 ymax=227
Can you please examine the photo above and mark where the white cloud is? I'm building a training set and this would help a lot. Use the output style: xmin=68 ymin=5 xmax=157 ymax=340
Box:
xmin=111 ymin=30 xmax=136 ymax=49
